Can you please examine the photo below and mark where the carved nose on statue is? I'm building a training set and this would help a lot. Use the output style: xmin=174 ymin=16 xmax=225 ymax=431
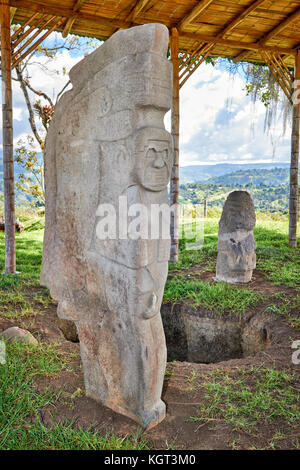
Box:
xmin=153 ymin=155 xmax=165 ymax=169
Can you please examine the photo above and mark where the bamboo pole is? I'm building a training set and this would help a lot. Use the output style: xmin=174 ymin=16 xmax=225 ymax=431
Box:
xmin=170 ymin=27 xmax=180 ymax=263
xmin=1 ymin=0 xmax=16 ymax=273
xmin=289 ymin=49 xmax=300 ymax=248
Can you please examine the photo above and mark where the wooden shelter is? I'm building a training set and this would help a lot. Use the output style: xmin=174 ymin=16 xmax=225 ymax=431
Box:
xmin=1 ymin=0 xmax=300 ymax=271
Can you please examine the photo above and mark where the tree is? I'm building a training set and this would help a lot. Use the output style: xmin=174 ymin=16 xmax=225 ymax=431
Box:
xmin=14 ymin=135 xmax=45 ymax=206
xmin=8 ymin=30 xmax=100 ymax=205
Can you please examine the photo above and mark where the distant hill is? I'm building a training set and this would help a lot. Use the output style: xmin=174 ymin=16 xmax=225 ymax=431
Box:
xmin=206 ymin=167 xmax=290 ymax=186
xmin=0 ymin=153 xmax=293 ymax=211
xmin=179 ymin=162 xmax=290 ymax=184
xmin=0 ymin=156 xmax=32 ymax=205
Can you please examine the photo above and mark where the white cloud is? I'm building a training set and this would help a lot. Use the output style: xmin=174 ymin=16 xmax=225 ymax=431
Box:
xmin=0 ymin=46 xmax=292 ymax=167
xmin=179 ymin=63 xmax=291 ymax=164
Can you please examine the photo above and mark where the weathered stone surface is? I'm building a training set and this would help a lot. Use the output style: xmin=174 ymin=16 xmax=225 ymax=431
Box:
xmin=0 ymin=327 xmax=38 ymax=345
xmin=41 ymin=24 xmax=173 ymax=429
xmin=215 ymin=190 xmax=256 ymax=283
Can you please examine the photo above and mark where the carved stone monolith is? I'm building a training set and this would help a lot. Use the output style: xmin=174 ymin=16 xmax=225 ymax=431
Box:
xmin=41 ymin=24 xmax=173 ymax=429
xmin=215 ymin=190 xmax=256 ymax=283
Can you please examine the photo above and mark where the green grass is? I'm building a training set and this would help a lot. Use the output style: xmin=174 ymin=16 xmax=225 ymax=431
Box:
xmin=0 ymin=210 xmax=299 ymax=449
xmin=169 ymin=215 xmax=300 ymax=287
xmin=0 ymin=339 xmax=149 ymax=450
xmin=187 ymin=367 xmax=300 ymax=431
xmin=0 ymin=228 xmax=44 ymax=288
xmin=163 ymin=276 xmax=261 ymax=316
xmin=253 ymin=219 xmax=299 ymax=287
xmin=263 ymin=292 xmax=300 ymax=330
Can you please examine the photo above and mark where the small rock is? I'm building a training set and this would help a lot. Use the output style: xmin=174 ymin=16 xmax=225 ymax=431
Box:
xmin=0 ymin=327 xmax=38 ymax=345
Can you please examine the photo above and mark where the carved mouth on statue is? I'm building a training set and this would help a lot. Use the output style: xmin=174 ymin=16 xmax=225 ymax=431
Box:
xmin=143 ymin=293 xmax=158 ymax=319
xmin=144 ymin=166 xmax=169 ymax=190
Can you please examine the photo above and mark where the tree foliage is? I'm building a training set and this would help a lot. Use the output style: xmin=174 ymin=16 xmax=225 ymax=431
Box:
xmin=15 ymin=136 xmax=44 ymax=206
xmin=9 ymin=28 xmax=100 ymax=206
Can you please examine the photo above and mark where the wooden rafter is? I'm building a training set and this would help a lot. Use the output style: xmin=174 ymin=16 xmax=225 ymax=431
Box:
xmin=179 ymin=41 xmax=214 ymax=88
xmin=261 ymin=51 xmax=293 ymax=103
xmin=12 ymin=16 xmax=55 ymax=60
xmin=12 ymin=14 xmax=47 ymax=49
xmin=177 ymin=0 xmax=214 ymax=30
xmin=217 ymin=0 xmax=266 ymax=39
xmin=234 ymin=5 xmax=300 ymax=63
xmin=11 ymin=12 xmax=39 ymax=40
xmin=12 ymin=17 xmax=64 ymax=69
xmin=127 ymin=0 xmax=154 ymax=21
xmin=62 ymin=0 xmax=86 ymax=38
xmin=181 ymin=32 xmax=296 ymax=56
xmin=10 ymin=0 xmax=129 ymax=30
xmin=179 ymin=0 xmax=276 ymax=87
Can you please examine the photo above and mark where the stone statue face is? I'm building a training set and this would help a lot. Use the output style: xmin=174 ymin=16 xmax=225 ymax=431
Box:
xmin=134 ymin=129 xmax=173 ymax=192
xmin=142 ymin=145 xmax=171 ymax=191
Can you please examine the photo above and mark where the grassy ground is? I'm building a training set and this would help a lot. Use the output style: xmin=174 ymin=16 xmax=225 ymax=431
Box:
xmin=0 ymin=210 xmax=299 ymax=449
xmin=187 ymin=367 xmax=300 ymax=449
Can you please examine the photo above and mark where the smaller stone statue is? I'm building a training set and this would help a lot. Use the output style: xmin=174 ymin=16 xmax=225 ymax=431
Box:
xmin=215 ymin=190 xmax=256 ymax=283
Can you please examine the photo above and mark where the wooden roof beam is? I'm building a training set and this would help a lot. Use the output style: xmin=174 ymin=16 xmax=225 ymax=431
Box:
xmin=234 ymin=5 xmax=300 ymax=63
xmin=177 ymin=0 xmax=214 ymax=30
xmin=178 ymin=0 xmax=266 ymax=75
xmin=12 ymin=18 xmax=64 ymax=69
xmin=127 ymin=0 xmax=155 ymax=21
xmin=260 ymin=6 xmax=300 ymax=45
xmin=11 ymin=11 xmax=39 ymax=41
xmin=10 ymin=0 xmax=130 ymax=30
xmin=180 ymin=32 xmax=296 ymax=56
xmin=62 ymin=0 xmax=86 ymax=38
xmin=217 ymin=0 xmax=266 ymax=39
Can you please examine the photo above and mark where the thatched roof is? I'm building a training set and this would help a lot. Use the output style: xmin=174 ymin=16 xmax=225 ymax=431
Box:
xmin=10 ymin=1 xmax=300 ymax=67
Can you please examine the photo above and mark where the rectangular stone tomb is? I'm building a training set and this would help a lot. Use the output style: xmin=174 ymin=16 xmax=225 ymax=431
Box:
xmin=41 ymin=23 xmax=173 ymax=430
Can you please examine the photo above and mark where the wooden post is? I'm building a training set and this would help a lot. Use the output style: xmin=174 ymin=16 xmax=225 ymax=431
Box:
xmin=1 ymin=0 xmax=16 ymax=272
xmin=204 ymin=199 xmax=207 ymax=218
xmin=170 ymin=27 xmax=180 ymax=262
xmin=289 ymin=49 xmax=300 ymax=248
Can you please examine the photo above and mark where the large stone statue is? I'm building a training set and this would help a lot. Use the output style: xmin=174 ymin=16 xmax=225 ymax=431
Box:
xmin=41 ymin=24 xmax=173 ymax=429
xmin=215 ymin=190 xmax=256 ymax=283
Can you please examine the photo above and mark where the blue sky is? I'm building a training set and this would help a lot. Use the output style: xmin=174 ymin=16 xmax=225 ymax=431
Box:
xmin=0 ymin=32 xmax=292 ymax=166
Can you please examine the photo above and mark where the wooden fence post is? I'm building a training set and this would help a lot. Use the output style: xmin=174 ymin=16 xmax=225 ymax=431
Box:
xmin=289 ymin=49 xmax=300 ymax=248
xmin=170 ymin=27 xmax=180 ymax=262
xmin=1 ymin=0 xmax=16 ymax=272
